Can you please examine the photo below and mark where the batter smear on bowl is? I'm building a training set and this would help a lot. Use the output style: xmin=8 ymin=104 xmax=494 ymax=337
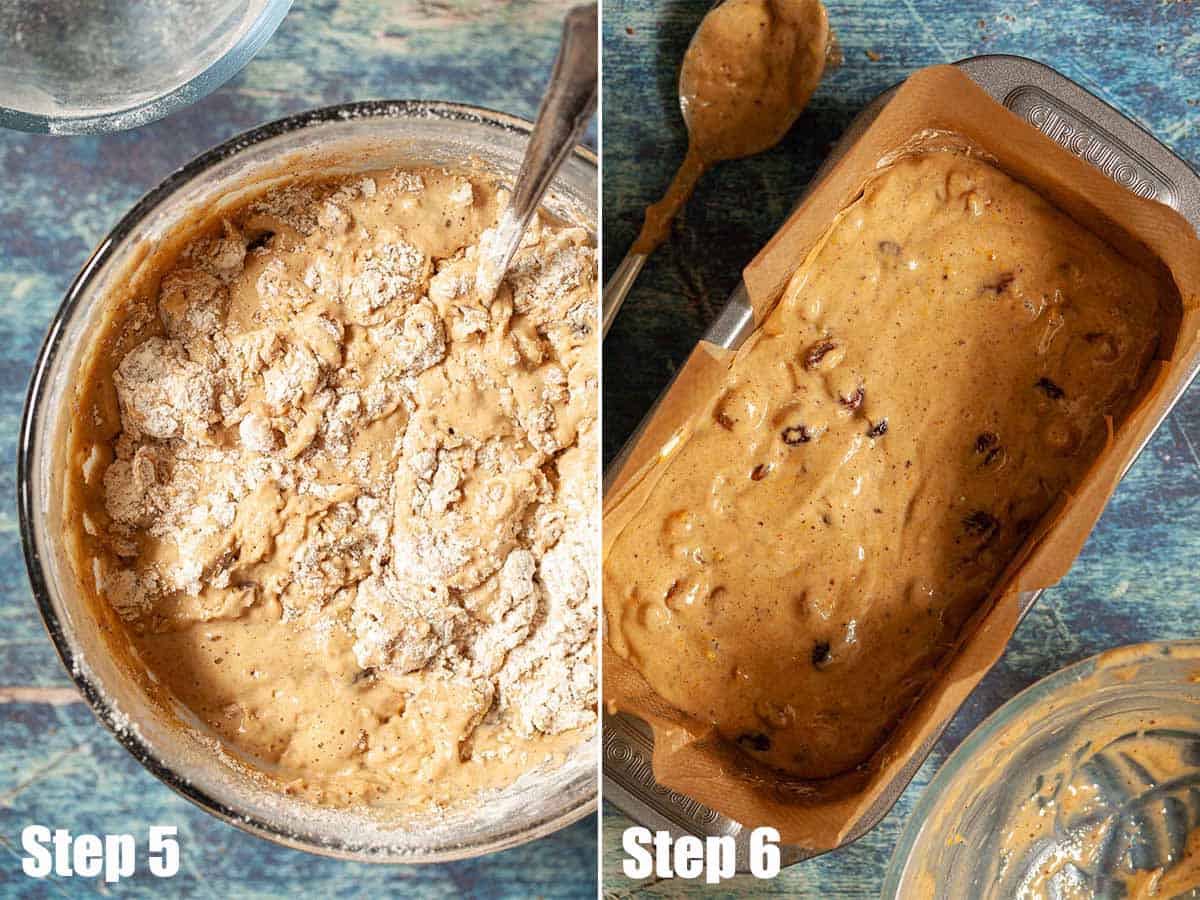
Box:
xmin=66 ymin=167 xmax=598 ymax=810
xmin=605 ymin=150 xmax=1171 ymax=780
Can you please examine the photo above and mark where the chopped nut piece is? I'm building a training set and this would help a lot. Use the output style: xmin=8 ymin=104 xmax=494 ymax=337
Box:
xmin=1084 ymin=331 xmax=1122 ymax=362
xmin=1043 ymin=418 xmax=1082 ymax=455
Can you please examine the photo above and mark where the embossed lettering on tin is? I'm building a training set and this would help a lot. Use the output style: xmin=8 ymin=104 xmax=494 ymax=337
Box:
xmin=1006 ymin=86 xmax=1178 ymax=209
xmin=604 ymin=723 xmax=723 ymax=827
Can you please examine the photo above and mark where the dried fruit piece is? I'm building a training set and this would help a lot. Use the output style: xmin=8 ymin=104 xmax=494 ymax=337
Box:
xmin=840 ymin=386 xmax=865 ymax=411
xmin=750 ymin=464 xmax=769 ymax=481
xmin=1035 ymin=377 xmax=1065 ymax=400
xmin=963 ymin=510 xmax=1000 ymax=540
xmin=737 ymin=732 xmax=772 ymax=752
xmin=866 ymin=418 xmax=888 ymax=438
xmin=974 ymin=432 xmax=998 ymax=453
xmin=974 ymin=431 xmax=1006 ymax=468
xmin=811 ymin=640 xmax=832 ymax=669
xmin=804 ymin=340 xmax=838 ymax=369
xmin=781 ymin=425 xmax=811 ymax=445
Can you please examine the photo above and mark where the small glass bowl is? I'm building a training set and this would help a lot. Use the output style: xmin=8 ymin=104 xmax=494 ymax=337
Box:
xmin=18 ymin=101 xmax=597 ymax=861
xmin=883 ymin=641 xmax=1200 ymax=898
xmin=0 ymin=0 xmax=292 ymax=134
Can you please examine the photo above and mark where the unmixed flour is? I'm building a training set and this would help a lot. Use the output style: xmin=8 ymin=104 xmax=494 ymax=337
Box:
xmin=69 ymin=167 xmax=598 ymax=810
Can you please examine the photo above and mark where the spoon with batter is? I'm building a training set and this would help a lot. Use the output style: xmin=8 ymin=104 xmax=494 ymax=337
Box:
xmin=601 ymin=0 xmax=830 ymax=335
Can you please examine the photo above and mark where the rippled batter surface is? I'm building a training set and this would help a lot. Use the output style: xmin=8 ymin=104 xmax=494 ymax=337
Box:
xmin=605 ymin=151 xmax=1169 ymax=778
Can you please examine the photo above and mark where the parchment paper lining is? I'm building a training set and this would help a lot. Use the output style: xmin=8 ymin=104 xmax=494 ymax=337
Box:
xmin=602 ymin=65 xmax=1200 ymax=849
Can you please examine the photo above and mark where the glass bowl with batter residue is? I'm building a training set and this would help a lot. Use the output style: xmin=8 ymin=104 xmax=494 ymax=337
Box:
xmin=884 ymin=640 xmax=1200 ymax=899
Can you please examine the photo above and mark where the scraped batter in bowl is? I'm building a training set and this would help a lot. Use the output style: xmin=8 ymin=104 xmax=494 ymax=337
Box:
xmin=66 ymin=167 xmax=598 ymax=810
xmin=605 ymin=150 xmax=1171 ymax=780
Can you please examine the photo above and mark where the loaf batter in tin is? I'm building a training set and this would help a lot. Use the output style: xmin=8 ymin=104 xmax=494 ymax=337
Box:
xmin=605 ymin=151 xmax=1170 ymax=779
xmin=66 ymin=167 xmax=598 ymax=810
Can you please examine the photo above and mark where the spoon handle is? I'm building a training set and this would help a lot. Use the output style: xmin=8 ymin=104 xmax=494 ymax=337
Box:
xmin=602 ymin=248 xmax=647 ymax=337
xmin=477 ymin=4 xmax=597 ymax=302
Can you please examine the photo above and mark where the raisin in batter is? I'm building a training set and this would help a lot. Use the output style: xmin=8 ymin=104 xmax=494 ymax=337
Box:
xmin=605 ymin=151 xmax=1169 ymax=779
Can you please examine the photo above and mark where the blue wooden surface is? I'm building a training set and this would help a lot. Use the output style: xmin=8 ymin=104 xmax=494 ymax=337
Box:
xmin=601 ymin=0 xmax=1200 ymax=896
xmin=0 ymin=1 xmax=597 ymax=896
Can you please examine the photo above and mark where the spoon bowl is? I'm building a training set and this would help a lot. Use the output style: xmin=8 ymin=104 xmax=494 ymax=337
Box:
xmin=679 ymin=0 xmax=829 ymax=165
xmin=603 ymin=0 xmax=830 ymax=334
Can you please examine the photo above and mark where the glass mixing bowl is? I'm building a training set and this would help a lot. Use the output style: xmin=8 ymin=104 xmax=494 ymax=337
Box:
xmin=883 ymin=641 xmax=1200 ymax=898
xmin=18 ymin=100 xmax=598 ymax=861
xmin=0 ymin=0 xmax=292 ymax=134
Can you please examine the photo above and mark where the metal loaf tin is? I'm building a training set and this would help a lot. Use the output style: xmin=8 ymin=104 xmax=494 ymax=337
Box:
xmin=603 ymin=54 xmax=1200 ymax=868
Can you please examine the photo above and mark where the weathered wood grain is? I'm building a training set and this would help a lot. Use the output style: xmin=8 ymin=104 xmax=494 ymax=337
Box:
xmin=0 ymin=1 xmax=596 ymax=896
xmin=602 ymin=0 xmax=1200 ymax=896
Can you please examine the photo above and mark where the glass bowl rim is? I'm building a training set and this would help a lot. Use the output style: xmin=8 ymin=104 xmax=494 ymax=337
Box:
xmin=881 ymin=638 xmax=1200 ymax=896
xmin=17 ymin=98 xmax=598 ymax=863
xmin=0 ymin=0 xmax=295 ymax=135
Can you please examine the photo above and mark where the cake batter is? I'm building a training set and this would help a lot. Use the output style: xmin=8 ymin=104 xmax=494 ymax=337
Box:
xmin=605 ymin=151 xmax=1170 ymax=779
xmin=65 ymin=167 xmax=599 ymax=810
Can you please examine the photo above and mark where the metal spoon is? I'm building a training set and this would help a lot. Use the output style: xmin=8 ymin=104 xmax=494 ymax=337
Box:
xmin=476 ymin=3 xmax=597 ymax=304
xmin=602 ymin=0 xmax=829 ymax=335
